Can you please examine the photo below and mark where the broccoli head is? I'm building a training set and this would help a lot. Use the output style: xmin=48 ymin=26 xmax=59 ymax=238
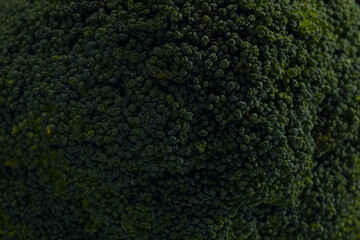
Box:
xmin=1 ymin=0 xmax=360 ymax=239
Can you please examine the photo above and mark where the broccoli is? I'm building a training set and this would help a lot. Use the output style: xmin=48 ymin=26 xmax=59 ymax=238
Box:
xmin=1 ymin=0 xmax=360 ymax=239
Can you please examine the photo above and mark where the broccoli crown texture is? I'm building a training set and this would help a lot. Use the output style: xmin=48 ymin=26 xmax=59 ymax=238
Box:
xmin=1 ymin=0 xmax=360 ymax=239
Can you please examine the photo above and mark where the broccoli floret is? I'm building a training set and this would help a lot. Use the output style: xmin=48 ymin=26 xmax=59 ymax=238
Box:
xmin=1 ymin=0 xmax=360 ymax=239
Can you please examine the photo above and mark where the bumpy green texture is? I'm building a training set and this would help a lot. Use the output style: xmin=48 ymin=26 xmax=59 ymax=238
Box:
xmin=1 ymin=0 xmax=360 ymax=239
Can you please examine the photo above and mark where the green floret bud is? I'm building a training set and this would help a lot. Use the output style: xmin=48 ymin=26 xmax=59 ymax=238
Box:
xmin=219 ymin=59 xmax=231 ymax=69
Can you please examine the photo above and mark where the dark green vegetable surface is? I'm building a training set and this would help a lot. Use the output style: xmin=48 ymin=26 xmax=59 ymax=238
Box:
xmin=1 ymin=0 xmax=360 ymax=239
